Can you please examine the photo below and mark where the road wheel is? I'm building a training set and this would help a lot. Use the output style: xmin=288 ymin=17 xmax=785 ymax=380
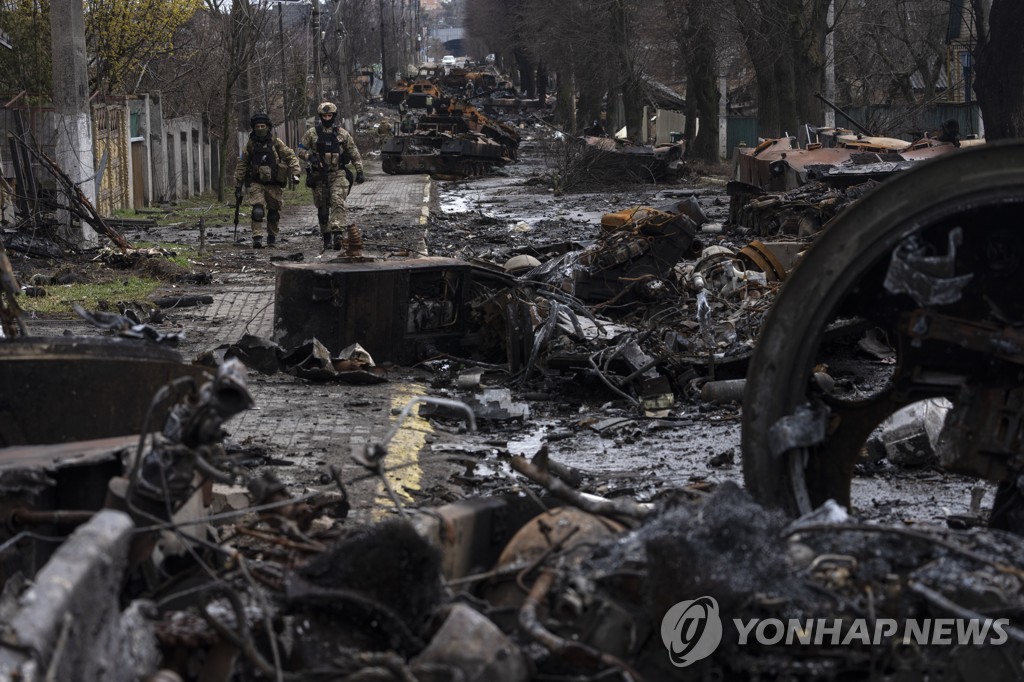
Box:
xmin=742 ymin=141 xmax=1024 ymax=516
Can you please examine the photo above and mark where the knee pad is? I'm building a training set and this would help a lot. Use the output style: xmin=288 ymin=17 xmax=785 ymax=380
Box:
xmin=267 ymin=207 xmax=280 ymax=223
xmin=317 ymin=207 xmax=329 ymax=224
xmin=252 ymin=204 xmax=265 ymax=221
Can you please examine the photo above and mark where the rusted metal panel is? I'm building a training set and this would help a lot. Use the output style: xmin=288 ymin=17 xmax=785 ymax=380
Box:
xmin=274 ymin=258 xmax=485 ymax=365
xmin=0 ymin=337 xmax=208 ymax=447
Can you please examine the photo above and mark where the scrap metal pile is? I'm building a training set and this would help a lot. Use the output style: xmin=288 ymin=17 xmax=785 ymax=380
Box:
xmin=3 ymin=372 xmax=1022 ymax=681
xmin=3 ymin=139 xmax=1024 ymax=681
xmin=428 ymin=199 xmax=802 ymax=414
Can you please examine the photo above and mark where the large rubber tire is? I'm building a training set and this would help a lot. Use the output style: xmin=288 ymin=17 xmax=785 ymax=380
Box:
xmin=742 ymin=141 xmax=1024 ymax=515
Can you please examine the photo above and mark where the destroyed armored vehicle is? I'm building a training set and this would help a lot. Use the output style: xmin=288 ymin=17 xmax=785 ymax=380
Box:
xmin=382 ymin=100 xmax=520 ymax=177
xmin=742 ymin=141 xmax=1024 ymax=533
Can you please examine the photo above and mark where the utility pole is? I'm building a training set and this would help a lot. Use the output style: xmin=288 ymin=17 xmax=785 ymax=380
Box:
xmin=278 ymin=3 xmax=291 ymax=144
xmin=337 ymin=22 xmax=354 ymax=132
xmin=312 ymin=0 xmax=323 ymax=111
xmin=379 ymin=0 xmax=388 ymax=90
xmin=411 ymin=0 xmax=419 ymax=61
xmin=49 ymin=0 xmax=97 ymax=243
xmin=824 ymin=0 xmax=836 ymax=128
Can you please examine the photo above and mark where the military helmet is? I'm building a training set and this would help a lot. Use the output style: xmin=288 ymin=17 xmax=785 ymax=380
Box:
xmin=250 ymin=112 xmax=272 ymax=128
xmin=317 ymin=102 xmax=338 ymax=116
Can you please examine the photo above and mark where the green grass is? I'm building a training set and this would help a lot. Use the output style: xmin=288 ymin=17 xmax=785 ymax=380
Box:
xmin=20 ymin=278 xmax=162 ymax=316
xmin=116 ymin=184 xmax=318 ymax=227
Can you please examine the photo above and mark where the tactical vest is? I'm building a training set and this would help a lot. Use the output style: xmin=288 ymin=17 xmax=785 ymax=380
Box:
xmin=248 ymin=136 xmax=283 ymax=185
xmin=314 ymin=123 xmax=350 ymax=171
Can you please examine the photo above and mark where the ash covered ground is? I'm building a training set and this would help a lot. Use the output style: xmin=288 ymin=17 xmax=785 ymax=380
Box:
xmin=6 ymin=123 xmax=1022 ymax=682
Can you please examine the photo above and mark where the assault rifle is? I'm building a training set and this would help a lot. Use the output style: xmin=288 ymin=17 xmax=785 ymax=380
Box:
xmin=232 ymin=188 xmax=242 ymax=243
xmin=307 ymin=152 xmax=331 ymax=227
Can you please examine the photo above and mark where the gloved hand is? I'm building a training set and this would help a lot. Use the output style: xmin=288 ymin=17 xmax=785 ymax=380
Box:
xmin=355 ymin=171 xmax=365 ymax=184
xmin=234 ymin=185 xmax=243 ymax=202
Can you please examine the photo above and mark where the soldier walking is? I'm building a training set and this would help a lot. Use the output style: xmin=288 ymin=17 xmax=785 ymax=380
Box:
xmin=233 ymin=113 xmax=301 ymax=249
xmin=299 ymin=102 xmax=367 ymax=255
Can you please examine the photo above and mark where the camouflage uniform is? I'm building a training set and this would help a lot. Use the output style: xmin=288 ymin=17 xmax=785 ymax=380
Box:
xmin=299 ymin=103 xmax=366 ymax=253
xmin=233 ymin=117 xmax=300 ymax=247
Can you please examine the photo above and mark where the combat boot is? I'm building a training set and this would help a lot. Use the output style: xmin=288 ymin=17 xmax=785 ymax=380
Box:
xmin=252 ymin=236 xmax=263 ymax=249
xmin=322 ymin=233 xmax=332 ymax=250
xmin=267 ymin=233 xmax=276 ymax=246
xmin=332 ymin=232 xmax=343 ymax=251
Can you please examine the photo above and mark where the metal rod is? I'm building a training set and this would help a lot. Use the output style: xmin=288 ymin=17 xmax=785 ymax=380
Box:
xmin=814 ymin=92 xmax=872 ymax=136
xmin=10 ymin=508 xmax=95 ymax=527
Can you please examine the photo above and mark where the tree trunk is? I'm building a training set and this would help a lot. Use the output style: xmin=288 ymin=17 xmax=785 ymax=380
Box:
xmin=609 ymin=0 xmax=644 ymax=139
xmin=974 ymin=0 xmax=1024 ymax=139
xmin=536 ymin=60 xmax=547 ymax=107
xmin=733 ymin=0 xmax=828 ymax=139
xmin=554 ymin=67 xmax=577 ymax=134
xmin=790 ymin=0 xmax=830 ymax=132
xmin=774 ymin=50 xmax=800 ymax=139
xmin=514 ymin=47 xmax=535 ymax=97
xmin=685 ymin=0 xmax=719 ymax=162
xmin=217 ymin=79 xmax=234 ymax=202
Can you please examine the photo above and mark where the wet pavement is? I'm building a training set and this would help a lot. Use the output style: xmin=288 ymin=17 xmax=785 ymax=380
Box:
xmin=19 ymin=139 xmax=990 ymax=526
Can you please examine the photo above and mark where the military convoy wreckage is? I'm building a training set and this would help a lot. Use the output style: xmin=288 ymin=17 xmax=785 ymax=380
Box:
xmin=4 ymin=116 xmax=1024 ymax=679
xmin=382 ymin=66 xmax=525 ymax=177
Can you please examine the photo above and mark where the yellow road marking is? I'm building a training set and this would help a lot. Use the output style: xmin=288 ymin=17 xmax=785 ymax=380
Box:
xmin=374 ymin=383 xmax=431 ymax=518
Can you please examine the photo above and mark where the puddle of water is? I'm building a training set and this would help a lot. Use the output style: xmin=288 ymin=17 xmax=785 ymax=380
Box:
xmin=440 ymin=192 xmax=478 ymax=215
xmin=506 ymin=422 xmax=554 ymax=456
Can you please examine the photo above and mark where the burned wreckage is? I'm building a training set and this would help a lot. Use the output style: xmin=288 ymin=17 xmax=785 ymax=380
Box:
xmin=382 ymin=66 xmax=525 ymax=177
xmin=2 ymin=137 xmax=1024 ymax=681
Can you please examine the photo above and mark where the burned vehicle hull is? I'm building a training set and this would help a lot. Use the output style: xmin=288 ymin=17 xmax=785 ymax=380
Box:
xmin=741 ymin=141 xmax=1024 ymax=527
xmin=729 ymin=131 xmax=975 ymax=235
xmin=381 ymin=133 xmax=511 ymax=177
xmin=382 ymin=104 xmax=520 ymax=177
xmin=582 ymin=136 xmax=687 ymax=183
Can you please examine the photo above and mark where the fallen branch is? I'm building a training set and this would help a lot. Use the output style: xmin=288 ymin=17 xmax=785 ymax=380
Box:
xmin=34 ymin=149 xmax=133 ymax=252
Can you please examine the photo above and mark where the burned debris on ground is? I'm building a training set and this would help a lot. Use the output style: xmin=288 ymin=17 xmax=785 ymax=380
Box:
xmin=2 ymin=83 xmax=1024 ymax=681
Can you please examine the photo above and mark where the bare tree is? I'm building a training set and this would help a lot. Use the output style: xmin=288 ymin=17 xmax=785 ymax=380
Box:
xmin=730 ymin=0 xmax=831 ymax=138
xmin=832 ymin=0 xmax=950 ymax=136
xmin=658 ymin=0 xmax=720 ymax=162
xmin=202 ymin=0 xmax=273 ymax=201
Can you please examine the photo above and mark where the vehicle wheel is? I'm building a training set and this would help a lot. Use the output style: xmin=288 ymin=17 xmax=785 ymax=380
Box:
xmin=742 ymin=141 xmax=1024 ymax=516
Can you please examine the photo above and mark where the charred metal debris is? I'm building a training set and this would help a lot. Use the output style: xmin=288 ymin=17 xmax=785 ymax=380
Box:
xmin=728 ymin=126 xmax=974 ymax=237
xmin=264 ymin=198 xmax=803 ymax=415
xmin=3 ymin=368 xmax=1023 ymax=681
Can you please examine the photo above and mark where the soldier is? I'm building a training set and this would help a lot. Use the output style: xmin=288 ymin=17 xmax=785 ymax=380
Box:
xmin=299 ymin=102 xmax=367 ymax=255
xmin=233 ymin=113 xmax=301 ymax=249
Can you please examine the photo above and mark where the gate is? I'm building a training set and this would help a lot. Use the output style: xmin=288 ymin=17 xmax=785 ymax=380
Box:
xmin=726 ymin=116 xmax=758 ymax=160
xmin=92 ymin=104 xmax=131 ymax=215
